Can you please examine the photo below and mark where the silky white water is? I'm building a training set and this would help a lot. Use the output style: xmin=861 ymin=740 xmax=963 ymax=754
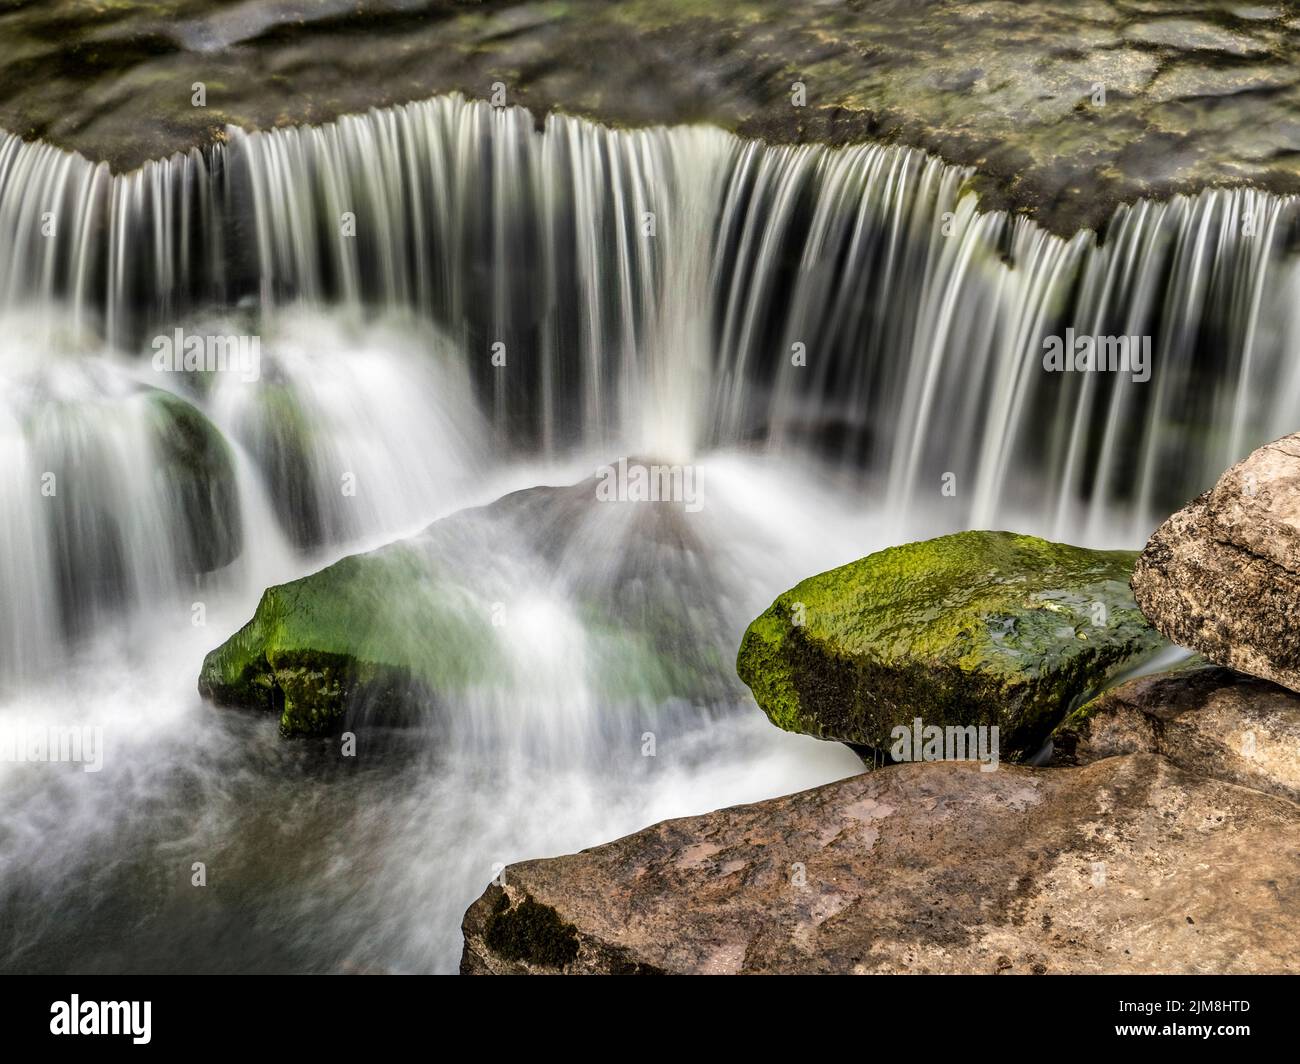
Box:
xmin=1 ymin=94 xmax=1298 ymax=971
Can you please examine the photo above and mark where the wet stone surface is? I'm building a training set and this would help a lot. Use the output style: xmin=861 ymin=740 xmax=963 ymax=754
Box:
xmin=1 ymin=1 xmax=1299 ymax=235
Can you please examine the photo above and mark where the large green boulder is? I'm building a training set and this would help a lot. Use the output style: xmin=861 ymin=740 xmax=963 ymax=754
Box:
xmin=736 ymin=531 xmax=1166 ymax=758
xmin=200 ymin=472 xmax=738 ymax=737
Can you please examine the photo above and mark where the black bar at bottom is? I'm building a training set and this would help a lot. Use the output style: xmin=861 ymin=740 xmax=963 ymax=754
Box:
xmin=0 ymin=972 xmax=1289 ymax=1051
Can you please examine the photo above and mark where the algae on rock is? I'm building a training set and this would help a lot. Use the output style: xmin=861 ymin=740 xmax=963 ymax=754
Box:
xmin=736 ymin=530 xmax=1166 ymax=757
xmin=200 ymin=472 xmax=740 ymax=737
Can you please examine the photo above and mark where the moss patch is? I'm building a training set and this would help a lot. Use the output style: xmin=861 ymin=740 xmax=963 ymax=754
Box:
xmin=483 ymin=890 xmax=580 ymax=970
xmin=198 ymin=543 xmax=501 ymax=736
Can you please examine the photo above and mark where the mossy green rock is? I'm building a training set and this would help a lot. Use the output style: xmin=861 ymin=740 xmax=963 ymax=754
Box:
xmin=736 ymin=531 xmax=1166 ymax=758
xmin=200 ymin=472 xmax=738 ymax=737
xmin=197 ymin=545 xmax=499 ymax=737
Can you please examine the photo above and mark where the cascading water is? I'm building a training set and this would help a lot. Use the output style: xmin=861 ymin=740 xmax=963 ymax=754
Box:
xmin=1 ymin=93 xmax=1297 ymax=972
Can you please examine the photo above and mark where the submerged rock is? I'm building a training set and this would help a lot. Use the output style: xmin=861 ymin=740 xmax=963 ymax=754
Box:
xmin=228 ymin=382 xmax=330 ymax=551
xmin=460 ymin=753 xmax=1300 ymax=974
xmin=1132 ymin=431 xmax=1300 ymax=693
xmin=146 ymin=390 xmax=242 ymax=575
xmin=199 ymin=470 xmax=736 ymax=737
xmin=1053 ymin=662 xmax=1300 ymax=804
xmin=736 ymin=531 xmax=1165 ymax=758
xmin=35 ymin=386 xmax=241 ymax=640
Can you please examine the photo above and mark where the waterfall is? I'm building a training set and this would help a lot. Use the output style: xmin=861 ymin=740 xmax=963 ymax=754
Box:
xmin=3 ymin=94 xmax=1299 ymax=972
xmin=4 ymin=93 xmax=1296 ymax=556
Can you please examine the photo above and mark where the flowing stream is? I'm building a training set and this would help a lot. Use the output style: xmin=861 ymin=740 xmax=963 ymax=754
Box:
xmin=1 ymin=94 xmax=1297 ymax=972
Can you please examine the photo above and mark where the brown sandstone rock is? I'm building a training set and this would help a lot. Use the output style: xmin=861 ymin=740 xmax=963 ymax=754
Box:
xmin=461 ymin=754 xmax=1300 ymax=975
xmin=1132 ymin=432 xmax=1300 ymax=693
xmin=1052 ymin=664 xmax=1300 ymax=804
